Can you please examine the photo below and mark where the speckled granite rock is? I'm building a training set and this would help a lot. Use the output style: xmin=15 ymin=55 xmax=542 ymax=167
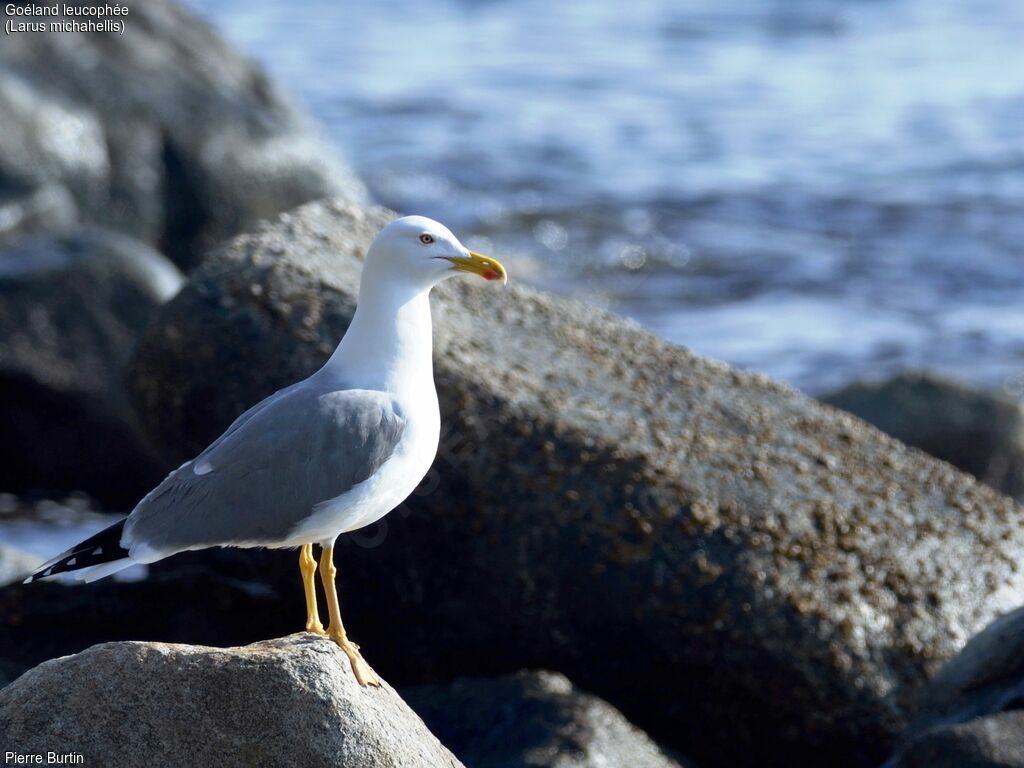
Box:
xmin=0 ymin=634 xmax=462 ymax=768
xmin=126 ymin=199 xmax=1024 ymax=768
xmin=887 ymin=711 xmax=1024 ymax=768
xmin=823 ymin=373 xmax=1024 ymax=502
xmin=404 ymin=670 xmax=692 ymax=768
xmin=0 ymin=0 xmax=364 ymax=269
xmin=0 ymin=184 xmax=77 ymax=248
xmin=882 ymin=605 xmax=1024 ymax=768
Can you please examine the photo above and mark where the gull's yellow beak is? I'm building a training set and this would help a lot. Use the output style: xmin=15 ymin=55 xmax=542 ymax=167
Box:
xmin=446 ymin=251 xmax=508 ymax=284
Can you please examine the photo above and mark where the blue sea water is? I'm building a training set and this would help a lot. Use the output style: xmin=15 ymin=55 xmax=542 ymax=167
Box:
xmin=184 ymin=0 xmax=1024 ymax=395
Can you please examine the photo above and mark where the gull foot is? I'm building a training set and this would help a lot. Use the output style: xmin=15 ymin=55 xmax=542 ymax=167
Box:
xmin=305 ymin=621 xmax=327 ymax=636
xmin=329 ymin=632 xmax=380 ymax=687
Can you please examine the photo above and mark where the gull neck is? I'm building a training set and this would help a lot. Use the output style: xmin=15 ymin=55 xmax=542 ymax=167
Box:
xmin=320 ymin=272 xmax=435 ymax=397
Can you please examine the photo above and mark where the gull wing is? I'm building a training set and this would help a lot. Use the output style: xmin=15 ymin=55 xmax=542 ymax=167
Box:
xmin=123 ymin=383 xmax=406 ymax=554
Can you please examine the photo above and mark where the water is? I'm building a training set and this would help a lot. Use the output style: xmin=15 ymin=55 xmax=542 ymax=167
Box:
xmin=184 ymin=0 xmax=1024 ymax=394
xmin=0 ymin=495 xmax=146 ymax=581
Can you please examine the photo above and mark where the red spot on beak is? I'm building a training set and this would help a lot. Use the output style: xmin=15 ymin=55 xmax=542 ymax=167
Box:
xmin=483 ymin=270 xmax=501 ymax=281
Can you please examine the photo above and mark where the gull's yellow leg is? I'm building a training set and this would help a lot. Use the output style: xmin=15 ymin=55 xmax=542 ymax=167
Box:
xmin=319 ymin=545 xmax=379 ymax=687
xmin=299 ymin=544 xmax=326 ymax=635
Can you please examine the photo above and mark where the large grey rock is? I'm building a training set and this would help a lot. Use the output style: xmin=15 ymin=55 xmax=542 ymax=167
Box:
xmin=879 ymin=584 xmax=1024 ymax=765
xmin=0 ymin=634 xmax=463 ymax=768
xmin=888 ymin=711 xmax=1024 ymax=767
xmin=0 ymin=229 xmax=181 ymax=504
xmin=823 ymin=373 xmax=1024 ymax=502
xmin=885 ymin=606 xmax=1024 ymax=763
xmin=0 ymin=0 xmax=364 ymax=270
xmin=403 ymin=670 xmax=691 ymax=768
xmin=126 ymin=199 xmax=1024 ymax=768
xmin=0 ymin=183 xmax=77 ymax=248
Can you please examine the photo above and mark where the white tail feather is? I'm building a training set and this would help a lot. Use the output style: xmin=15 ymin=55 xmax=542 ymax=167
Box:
xmin=74 ymin=559 xmax=135 ymax=583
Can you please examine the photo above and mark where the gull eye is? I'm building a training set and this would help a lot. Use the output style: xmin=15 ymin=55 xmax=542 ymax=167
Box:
xmin=419 ymin=233 xmax=435 ymax=245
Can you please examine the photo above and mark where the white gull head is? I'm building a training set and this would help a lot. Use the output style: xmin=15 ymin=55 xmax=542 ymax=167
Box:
xmin=359 ymin=215 xmax=507 ymax=297
xmin=321 ymin=216 xmax=507 ymax=393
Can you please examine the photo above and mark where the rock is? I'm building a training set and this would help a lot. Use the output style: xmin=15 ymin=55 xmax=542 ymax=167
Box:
xmin=125 ymin=199 xmax=1024 ymax=768
xmin=0 ymin=184 xmax=77 ymax=248
xmin=822 ymin=373 xmax=1024 ymax=502
xmin=403 ymin=670 xmax=691 ymax=768
xmin=0 ymin=634 xmax=463 ymax=768
xmin=0 ymin=230 xmax=181 ymax=505
xmin=882 ymin=603 xmax=1024 ymax=766
xmin=1 ymin=230 xmax=183 ymax=393
xmin=885 ymin=606 xmax=1024 ymax=761
xmin=887 ymin=712 xmax=1024 ymax=767
xmin=0 ymin=0 xmax=364 ymax=270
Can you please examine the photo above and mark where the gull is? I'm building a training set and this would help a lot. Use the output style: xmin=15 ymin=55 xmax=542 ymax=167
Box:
xmin=25 ymin=216 xmax=507 ymax=686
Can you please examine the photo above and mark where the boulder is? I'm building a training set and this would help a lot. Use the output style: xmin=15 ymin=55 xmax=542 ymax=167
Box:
xmin=0 ymin=183 xmax=77 ymax=248
xmin=0 ymin=634 xmax=463 ymax=768
xmin=883 ymin=605 xmax=1024 ymax=766
xmin=0 ymin=230 xmax=181 ymax=505
xmin=822 ymin=373 xmax=1024 ymax=502
xmin=403 ymin=670 xmax=691 ymax=768
xmin=887 ymin=712 xmax=1024 ymax=767
xmin=125 ymin=199 xmax=1024 ymax=768
xmin=0 ymin=0 xmax=364 ymax=270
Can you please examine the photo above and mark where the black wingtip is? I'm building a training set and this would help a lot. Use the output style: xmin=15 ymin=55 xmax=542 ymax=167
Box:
xmin=24 ymin=518 xmax=130 ymax=583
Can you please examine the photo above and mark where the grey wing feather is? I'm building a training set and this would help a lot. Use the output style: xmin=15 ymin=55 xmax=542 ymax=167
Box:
xmin=193 ymin=381 xmax=305 ymax=467
xmin=124 ymin=383 xmax=406 ymax=553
